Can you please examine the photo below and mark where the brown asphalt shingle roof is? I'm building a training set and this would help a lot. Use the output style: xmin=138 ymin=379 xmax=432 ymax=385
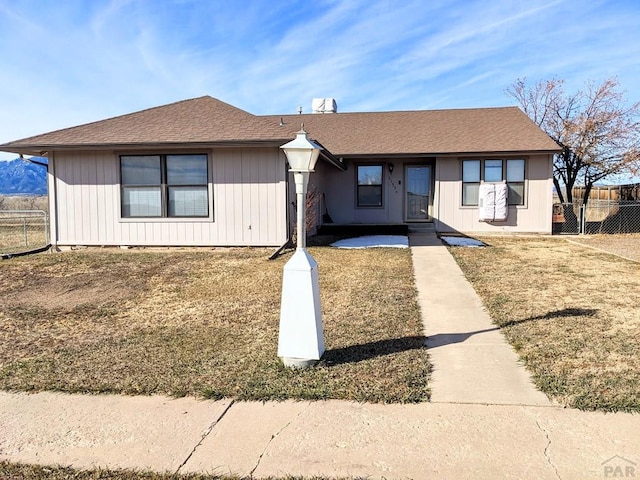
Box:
xmin=0 ymin=95 xmax=560 ymax=156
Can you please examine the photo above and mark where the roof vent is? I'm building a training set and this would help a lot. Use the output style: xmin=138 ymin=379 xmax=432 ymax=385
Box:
xmin=312 ymin=98 xmax=337 ymax=114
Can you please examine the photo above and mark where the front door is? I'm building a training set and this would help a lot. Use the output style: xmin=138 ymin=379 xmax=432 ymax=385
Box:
xmin=405 ymin=165 xmax=432 ymax=221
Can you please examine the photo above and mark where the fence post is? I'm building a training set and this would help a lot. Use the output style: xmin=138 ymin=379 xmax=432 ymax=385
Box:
xmin=44 ymin=213 xmax=49 ymax=245
xmin=23 ymin=217 xmax=28 ymax=246
xmin=580 ymin=205 xmax=586 ymax=234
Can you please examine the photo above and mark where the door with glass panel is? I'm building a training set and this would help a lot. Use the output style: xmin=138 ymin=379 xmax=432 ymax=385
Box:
xmin=405 ymin=166 xmax=432 ymax=221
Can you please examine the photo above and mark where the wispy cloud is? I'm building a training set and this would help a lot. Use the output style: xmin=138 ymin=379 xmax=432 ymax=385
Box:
xmin=1 ymin=0 xmax=639 ymax=159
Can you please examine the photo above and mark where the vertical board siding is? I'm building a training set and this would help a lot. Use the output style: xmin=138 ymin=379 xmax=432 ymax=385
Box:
xmin=53 ymin=148 xmax=287 ymax=247
xmin=435 ymin=154 xmax=553 ymax=234
xmin=320 ymin=155 xmax=552 ymax=234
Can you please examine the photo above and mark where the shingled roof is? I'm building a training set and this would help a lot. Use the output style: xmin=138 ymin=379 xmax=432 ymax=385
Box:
xmin=0 ymin=95 xmax=560 ymax=157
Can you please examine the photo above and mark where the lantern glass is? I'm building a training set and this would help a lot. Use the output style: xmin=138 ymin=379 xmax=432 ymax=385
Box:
xmin=280 ymin=129 xmax=322 ymax=172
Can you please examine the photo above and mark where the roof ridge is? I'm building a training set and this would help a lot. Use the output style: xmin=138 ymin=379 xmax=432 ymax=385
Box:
xmin=4 ymin=96 xmax=254 ymax=146
xmin=261 ymin=105 xmax=522 ymax=118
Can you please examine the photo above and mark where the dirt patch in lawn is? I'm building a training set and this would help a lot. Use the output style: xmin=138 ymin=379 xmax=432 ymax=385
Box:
xmin=4 ymin=273 xmax=137 ymax=309
xmin=449 ymin=236 xmax=640 ymax=412
xmin=0 ymin=247 xmax=429 ymax=403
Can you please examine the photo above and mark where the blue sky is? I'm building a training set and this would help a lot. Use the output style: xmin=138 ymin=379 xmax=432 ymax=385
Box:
xmin=1 ymin=0 xmax=639 ymax=161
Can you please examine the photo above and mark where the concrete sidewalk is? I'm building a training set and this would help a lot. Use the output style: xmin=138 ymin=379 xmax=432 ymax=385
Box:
xmin=410 ymin=233 xmax=550 ymax=406
xmin=1 ymin=391 xmax=639 ymax=479
xmin=1 ymin=234 xmax=639 ymax=479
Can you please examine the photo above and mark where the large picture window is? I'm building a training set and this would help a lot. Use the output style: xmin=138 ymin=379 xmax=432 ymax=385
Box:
xmin=121 ymin=154 xmax=209 ymax=218
xmin=357 ymin=165 xmax=383 ymax=207
xmin=461 ymin=159 xmax=526 ymax=206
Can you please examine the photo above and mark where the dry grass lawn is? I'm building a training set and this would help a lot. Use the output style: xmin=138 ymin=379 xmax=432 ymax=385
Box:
xmin=0 ymin=462 xmax=230 ymax=480
xmin=567 ymin=233 xmax=640 ymax=262
xmin=449 ymin=236 xmax=640 ymax=411
xmin=0 ymin=461 xmax=356 ymax=480
xmin=0 ymin=247 xmax=428 ymax=403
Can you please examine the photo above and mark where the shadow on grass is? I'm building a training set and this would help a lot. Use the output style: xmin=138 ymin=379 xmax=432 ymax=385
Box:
xmin=322 ymin=336 xmax=427 ymax=366
xmin=320 ymin=309 xmax=599 ymax=365
xmin=426 ymin=308 xmax=600 ymax=349
xmin=501 ymin=307 xmax=599 ymax=328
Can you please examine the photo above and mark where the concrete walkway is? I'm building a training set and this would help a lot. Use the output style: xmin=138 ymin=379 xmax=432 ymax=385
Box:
xmin=410 ymin=233 xmax=550 ymax=406
xmin=1 ymin=234 xmax=640 ymax=479
xmin=1 ymin=392 xmax=639 ymax=479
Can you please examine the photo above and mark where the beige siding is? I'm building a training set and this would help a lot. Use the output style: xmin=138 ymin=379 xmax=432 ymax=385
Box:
xmin=320 ymin=155 xmax=553 ymax=234
xmin=435 ymin=154 xmax=553 ymax=234
xmin=52 ymin=148 xmax=287 ymax=247
xmin=322 ymin=159 xmax=408 ymax=224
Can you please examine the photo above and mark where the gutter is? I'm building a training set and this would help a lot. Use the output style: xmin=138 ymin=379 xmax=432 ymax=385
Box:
xmin=268 ymin=160 xmax=294 ymax=260
xmin=20 ymin=154 xmax=49 ymax=168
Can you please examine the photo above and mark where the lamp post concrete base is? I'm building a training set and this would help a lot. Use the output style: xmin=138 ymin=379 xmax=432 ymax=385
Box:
xmin=277 ymin=248 xmax=324 ymax=367
xmin=280 ymin=357 xmax=319 ymax=368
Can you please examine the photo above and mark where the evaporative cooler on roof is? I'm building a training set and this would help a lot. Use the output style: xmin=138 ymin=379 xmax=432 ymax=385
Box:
xmin=312 ymin=98 xmax=337 ymax=114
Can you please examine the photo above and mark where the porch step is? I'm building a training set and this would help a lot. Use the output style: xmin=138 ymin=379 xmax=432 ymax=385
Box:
xmin=408 ymin=223 xmax=436 ymax=233
xmin=316 ymin=224 xmax=409 ymax=236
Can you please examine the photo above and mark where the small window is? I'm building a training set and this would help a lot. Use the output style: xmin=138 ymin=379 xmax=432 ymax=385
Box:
xmin=357 ymin=165 xmax=383 ymax=207
xmin=461 ymin=158 xmax=526 ymax=206
xmin=121 ymin=154 xmax=209 ymax=218
xmin=506 ymin=159 xmax=525 ymax=206
xmin=484 ymin=160 xmax=503 ymax=182
xmin=462 ymin=160 xmax=481 ymax=206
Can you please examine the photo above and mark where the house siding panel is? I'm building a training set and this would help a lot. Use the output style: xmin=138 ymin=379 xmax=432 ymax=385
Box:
xmin=52 ymin=148 xmax=287 ymax=247
xmin=320 ymin=155 xmax=552 ymax=234
xmin=435 ymin=154 xmax=553 ymax=234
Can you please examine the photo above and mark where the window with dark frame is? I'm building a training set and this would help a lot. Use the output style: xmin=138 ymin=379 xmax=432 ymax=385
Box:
xmin=356 ymin=164 xmax=383 ymax=207
xmin=120 ymin=154 xmax=209 ymax=218
xmin=462 ymin=159 xmax=481 ymax=206
xmin=461 ymin=159 xmax=526 ymax=206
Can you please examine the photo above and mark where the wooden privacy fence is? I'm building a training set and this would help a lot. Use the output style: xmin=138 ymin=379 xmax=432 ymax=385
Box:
xmin=0 ymin=210 xmax=49 ymax=254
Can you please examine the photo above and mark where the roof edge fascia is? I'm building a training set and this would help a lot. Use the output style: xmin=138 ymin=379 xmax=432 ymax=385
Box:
xmin=0 ymin=140 xmax=294 ymax=154
xmin=337 ymin=149 xmax=561 ymax=159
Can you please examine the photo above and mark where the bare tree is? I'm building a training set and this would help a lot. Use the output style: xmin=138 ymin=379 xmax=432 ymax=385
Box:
xmin=507 ymin=77 xmax=640 ymax=205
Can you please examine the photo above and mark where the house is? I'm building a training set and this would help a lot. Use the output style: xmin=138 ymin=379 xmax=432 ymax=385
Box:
xmin=0 ymin=96 xmax=560 ymax=248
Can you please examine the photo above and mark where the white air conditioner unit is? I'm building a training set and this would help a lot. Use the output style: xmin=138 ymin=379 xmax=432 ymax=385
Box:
xmin=312 ymin=98 xmax=337 ymax=114
xmin=478 ymin=182 xmax=508 ymax=222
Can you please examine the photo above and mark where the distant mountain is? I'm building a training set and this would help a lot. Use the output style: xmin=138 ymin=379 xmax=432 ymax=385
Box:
xmin=0 ymin=157 xmax=48 ymax=195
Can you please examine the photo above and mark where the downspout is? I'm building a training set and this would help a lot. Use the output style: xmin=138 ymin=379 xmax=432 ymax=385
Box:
xmin=435 ymin=160 xmax=441 ymax=234
xmin=2 ymin=243 xmax=52 ymax=260
xmin=269 ymin=163 xmax=294 ymax=260
xmin=47 ymin=152 xmax=58 ymax=249
xmin=14 ymin=154 xmax=54 ymax=254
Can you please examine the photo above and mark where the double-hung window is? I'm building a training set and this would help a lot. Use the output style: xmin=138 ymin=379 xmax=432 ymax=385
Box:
xmin=461 ymin=159 xmax=525 ymax=206
xmin=462 ymin=160 xmax=481 ymax=206
xmin=357 ymin=165 xmax=383 ymax=207
xmin=505 ymin=159 xmax=525 ymax=205
xmin=121 ymin=154 xmax=209 ymax=218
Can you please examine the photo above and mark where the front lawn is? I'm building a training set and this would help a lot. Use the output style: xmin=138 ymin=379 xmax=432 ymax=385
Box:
xmin=449 ymin=236 xmax=640 ymax=411
xmin=0 ymin=247 xmax=428 ymax=403
xmin=0 ymin=461 xmax=360 ymax=480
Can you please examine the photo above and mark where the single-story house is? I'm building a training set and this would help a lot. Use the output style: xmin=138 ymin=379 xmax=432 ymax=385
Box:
xmin=0 ymin=96 xmax=560 ymax=248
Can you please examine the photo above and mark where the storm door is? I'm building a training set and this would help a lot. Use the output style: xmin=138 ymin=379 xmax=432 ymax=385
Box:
xmin=405 ymin=165 xmax=432 ymax=221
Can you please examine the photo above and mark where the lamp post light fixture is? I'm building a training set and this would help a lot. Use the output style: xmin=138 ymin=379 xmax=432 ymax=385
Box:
xmin=277 ymin=127 xmax=325 ymax=368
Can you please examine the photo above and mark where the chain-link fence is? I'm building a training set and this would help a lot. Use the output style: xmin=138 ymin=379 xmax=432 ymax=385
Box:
xmin=553 ymin=202 xmax=640 ymax=234
xmin=0 ymin=210 xmax=50 ymax=255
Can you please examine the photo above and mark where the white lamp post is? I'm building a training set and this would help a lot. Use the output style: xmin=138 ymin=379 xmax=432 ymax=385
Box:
xmin=278 ymin=127 xmax=325 ymax=368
